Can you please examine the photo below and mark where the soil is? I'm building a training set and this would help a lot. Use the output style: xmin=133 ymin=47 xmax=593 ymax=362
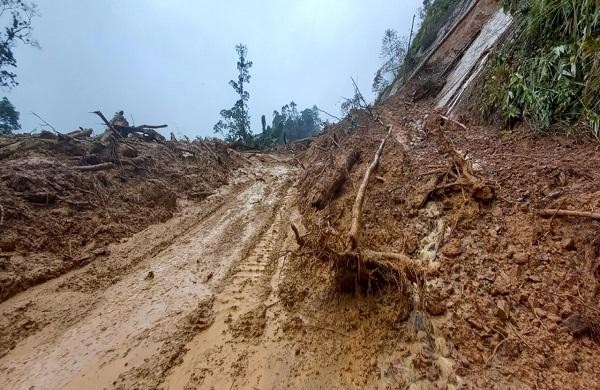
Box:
xmin=1 ymin=97 xmax=600 ymax=389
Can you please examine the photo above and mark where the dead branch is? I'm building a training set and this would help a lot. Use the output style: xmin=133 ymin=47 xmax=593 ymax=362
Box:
xmin=198 ymin=141 xmax=221 ymax=163
xmin=73 ymin=162 xmax=115 ymax=172
xmin=439 ymin=114 xmax=467 ymax=129
xmin=291 ymin=224 xmax=305 ymax=247
xmin=539 ymin=209 xmax=600 ymax=221
xmin=67 ymin=128 xmax=93 ymax=139
xmin=347 ymin=126 xmax=392 ymax=250
xmin=311 ymin=150 xmax=360 ymax=210
xmin=32 ymin=112 xmax=57 ymax=133
xmin=316 ymin=108 xmax=341 ymax=121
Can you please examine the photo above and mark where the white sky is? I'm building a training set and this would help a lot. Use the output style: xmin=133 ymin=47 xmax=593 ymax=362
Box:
xmin=7 ymin=0 xmax=421 ymax=138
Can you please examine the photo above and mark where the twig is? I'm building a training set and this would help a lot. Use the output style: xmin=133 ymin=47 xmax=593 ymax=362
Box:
xmin=0 ymin=203 xmax=4 ymax=226
xmin=32 ymin=112 xmax=57 ymax=133
xmin=538 ymin=209 xmax=600 ymax=221
xmin=485 ymin=336 xmax=510 ymax=367
xmin=316 ymin=108 xmax=341 ymax=121
xmin=73 ymin=162 xmax=115 ymax=172
xmin=303 ymin=323 xmax=349 ymax=337
xmin=291 ymin=224 xmax=305 ymax=247
xmin=329 ymin=134 xmax=340 ymax=148
xmin=439 ymin=114 xmax=467 ymax=129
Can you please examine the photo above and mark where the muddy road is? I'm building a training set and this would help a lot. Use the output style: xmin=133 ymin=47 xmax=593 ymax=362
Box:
xmin=0 ymin=154 xmax=300 ymax=390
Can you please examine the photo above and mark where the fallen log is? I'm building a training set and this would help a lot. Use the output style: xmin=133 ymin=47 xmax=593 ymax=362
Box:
xmin=311 ymin=149 xmax=360 ymax=210
xmin=539 ymin=209 xmax=600 ymax=221
xmin=67 ymin=128 xmax=93 ymax=139
xmin=347 ymin=126 xmax=392 ymax=250
xmin=74 ymin=162 xmax=115 ymax=172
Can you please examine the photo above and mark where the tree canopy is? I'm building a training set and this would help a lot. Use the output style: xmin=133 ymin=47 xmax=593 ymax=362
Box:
xmin=0 ymin=0 xmax=39 ymax=89
xmin=0 ymin=96 xmax=20 ymax=134
xmin=213 ymin=44 xmax=253 ymax=143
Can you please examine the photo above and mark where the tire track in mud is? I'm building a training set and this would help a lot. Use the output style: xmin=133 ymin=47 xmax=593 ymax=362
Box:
xmin=166 ymin=184 xmax=299 ymax=390
xmin=0 ymin=156 xmax=295 ymax=390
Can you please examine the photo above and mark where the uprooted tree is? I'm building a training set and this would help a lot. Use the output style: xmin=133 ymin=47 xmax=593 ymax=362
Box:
xmin=213 ymin=44 xmax=253 ymax=144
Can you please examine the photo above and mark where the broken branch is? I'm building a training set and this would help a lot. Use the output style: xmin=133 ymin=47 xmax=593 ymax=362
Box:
xmin=538 ymin=209 xmax=600 ymax=221
xmin=347 ymin=126 xmax=393 ymax=250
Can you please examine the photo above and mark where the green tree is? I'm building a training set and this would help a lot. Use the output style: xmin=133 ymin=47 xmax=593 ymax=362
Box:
xmin=372 ymin=29 xmax=408 ymax=94
xmin=0 ymin=96 xmax=20 ymax=134
xmin=269 ymin=102 xmax=322 ymax=143
xmin=0 ymin=0 xmax=39 ymax=89
xmin=214 ymin=44 xmax=253 ymax=143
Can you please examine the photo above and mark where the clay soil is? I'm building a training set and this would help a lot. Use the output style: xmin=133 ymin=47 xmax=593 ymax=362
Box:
xmin=1 ymin=96 xmax=600 ymax=389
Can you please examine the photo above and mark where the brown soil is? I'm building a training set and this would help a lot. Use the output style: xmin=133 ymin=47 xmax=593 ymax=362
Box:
xmin=0 ymin=97 xmax=599 ymax=389
xmin=0 ymin=133 xmax=240 ymax=302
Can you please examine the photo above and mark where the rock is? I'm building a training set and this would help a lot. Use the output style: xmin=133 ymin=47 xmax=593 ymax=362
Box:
xmin=561 ymin=312 xmax=589 ymax=336
xmin=513 ymin=252 xmax=529 ymax=265
xmin=492 ymin=272 xmax=511 ymax=295
xmin=426 ymin=299 xmax=447 ymax=316
xmin=562 ymin=238 xmax=576 ymax=251
xmin=144 ymin=271 xmax=154 ymax=280
xmin=526 ymin=275 xmax=542 ymax=283
xmin=442 ymin=240 xmax=463 ymax=258
xmin=539 ymin=253 xmax=550 ymax=263
xmin=496 ymin=300 xmax=510 ymax=321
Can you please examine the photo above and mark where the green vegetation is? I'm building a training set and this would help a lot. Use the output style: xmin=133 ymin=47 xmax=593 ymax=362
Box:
xmin=410 ymin=0 xmax=462 ymax=56
xmin=259 ymin=102 xmax=322 ymax=147
xmin=482 ymin=0 xmax=600 ymax=138
xmin=0 ymin=0 xmax=39 ymax=89
xmin=0 ymin=96 xmax=20 ymax=134
xmin=213 ymin=44 xmax=254 ymax=143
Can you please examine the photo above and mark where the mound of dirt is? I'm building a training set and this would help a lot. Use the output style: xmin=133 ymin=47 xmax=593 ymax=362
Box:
xmin=0 ymin=131 xmax=241 ymax=302
xmin=283 ymin=97 xmax=600 ymax=388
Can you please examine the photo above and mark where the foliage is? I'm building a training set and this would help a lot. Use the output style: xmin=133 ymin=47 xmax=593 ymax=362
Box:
xmin=410 ymin=0 xmax=461 ymax=56
xmin=259 ymin=102 xmax=322 ymax=147
xmin=213 ymin=44 xmax=254 ymax=143
xmin=483 ymin=0 xmax=600 ymax=138
xmin=0 ymin=0 xmax=39 ymax=89
xmin=372 ymin=29 xmax=408 ymax=95
xmin=0 ymin=96 xmax=20 ymax=134
xmin=341 ymin=92 xmax=362 ymax=116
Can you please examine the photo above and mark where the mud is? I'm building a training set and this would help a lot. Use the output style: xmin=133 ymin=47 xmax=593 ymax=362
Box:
xmin=1 ymin=101 xmax=600 ymax=389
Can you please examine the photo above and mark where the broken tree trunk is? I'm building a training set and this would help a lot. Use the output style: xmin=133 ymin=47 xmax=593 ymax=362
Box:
xmin=347 ymin=126 xmax=392 ymax=250
xmin=67 ymin=128 xmax=93 ymax=139
xmin=311 ymin=149 xmax=360 ymax=210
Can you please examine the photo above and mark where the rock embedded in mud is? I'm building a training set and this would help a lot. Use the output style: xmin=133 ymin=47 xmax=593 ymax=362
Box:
xmin=442 ymin=240 xmax=463 ymax=258
xmin=513 ymin=252 xmax=529 ymax=265
xmin=561 ymin=312 xmax=589 ymax=336
xmin=495 ymin=299 xmax=510 ymax=321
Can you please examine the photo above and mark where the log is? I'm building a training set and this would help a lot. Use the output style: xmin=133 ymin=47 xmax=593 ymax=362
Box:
xmin=311 ymin=150 xmax=360 ymax=210
xmin=347 ymin=126 xmax=392 ymax=250
xmin=67 ymin=128 xmax=93 ymax=138
xmin=539 ymin=209 xmax=600 ymax=221
xmin=74 ymin=162 xmax=115 ymax=172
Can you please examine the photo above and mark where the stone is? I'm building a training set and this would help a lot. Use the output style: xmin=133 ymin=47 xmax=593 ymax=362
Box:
xmin=562 ymin=238 xmax=576 ymax=251
xmin=442 ymin=240 xmax=463 ymax=258
xmin=513 ymin=252 xmax=529 ymax=264
xmin=496 ymin=299 xmax=510 ymax=321
xmin=561 ymin=312 xmax=589 ymax=336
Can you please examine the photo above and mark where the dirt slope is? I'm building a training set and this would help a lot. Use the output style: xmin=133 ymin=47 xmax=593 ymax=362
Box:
xmin=0 ymin=133 xmax=239 ymax=302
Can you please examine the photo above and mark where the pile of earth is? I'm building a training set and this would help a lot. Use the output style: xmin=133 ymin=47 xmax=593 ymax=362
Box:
xmin=279 ymin=95 xmax=600 ymax=388
xmin=0 ymin=129 xmax=242 ymax=302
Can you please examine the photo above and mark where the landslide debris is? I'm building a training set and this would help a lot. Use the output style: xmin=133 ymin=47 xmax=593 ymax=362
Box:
xmin=280 ymin=96 xmax=600 ymax=388
xmin=0 ymin=120 xmax=241 ymax=302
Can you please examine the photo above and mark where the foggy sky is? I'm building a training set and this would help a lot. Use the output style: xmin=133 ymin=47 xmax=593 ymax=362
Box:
xmin=7 ymin=0 xmax=421 ymax=138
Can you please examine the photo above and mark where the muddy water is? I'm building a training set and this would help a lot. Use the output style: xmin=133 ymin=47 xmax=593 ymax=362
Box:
xmin=0 ymin=156 xmax=295 ymax=390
